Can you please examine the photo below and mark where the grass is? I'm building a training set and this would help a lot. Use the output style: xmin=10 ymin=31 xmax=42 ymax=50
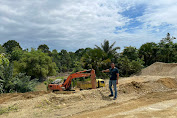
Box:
xmin=35 ymin=82 xmax=47 ymax=91
xmin=35 ymin=99 xmax=52 ymax=108
xmin=0 ymin=104 xmax=18 ymax=115
xmin=56 ymin=76 xmax=66 ymax=81
xmin=35 ymin=98 xmax=62 ymax=111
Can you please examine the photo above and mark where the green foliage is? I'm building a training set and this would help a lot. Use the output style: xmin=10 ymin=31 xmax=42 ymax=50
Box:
xmin=139 ymin=33 xmax=177 ymax=66
xmin=95 ymin=39 xmax=120 ymax=59
xmin=44 ymin=78 xmax=54 ymax=90
xmin=0 ymin=63 xmax=14 ymax=93
xmin=12 ymin=73 xmax=37 ymax=93
xmin=50 ymin=49 xmax=60 ymax=72
xmin=160 ymin=33 xmax=176 ymax=44
xmin=139 ymin=42 xmax=157 ymax=66
xmin=0 ymin=54 xmax=9 ymax=67
xmin=75 ymin=48 xmax=92 ymax=58
xmin=118 ymin=56 xmax=144 ymax=77
xmin=58 ymin=49 xmax=72 ymax=72
xmin=156 ymin=37 xmax=175 ymax=63
xmin=0 ymin=44 xmax=5 ymax=54
xmin=38 ymin=44 xmax=50 ymax=53
xmin=0 ymin=104 xmax=18 ymax=115
xmin=82 ymin=48 xmax=109 ymax=69
xmin=50 ymin=49 xmax=71 ymax=72
xmin=118 ymin=46 xmax=144 ymax=77
xmin=130 ymin=58 xmax=144 ymax=74
xmin=123 ymin=46 xmax=138 ymax=61
xmin=72 ymin=61 xmax=83 ymax=73
xmin=81 ymin=48 xmax=111 ymax=77
xmin=10 ymin=47 xmax=24 ymax=61
xmin=50 ymin=48 xmax=89 ymax=73
xmin=118 ymin=56 xmax=131 ymax=76
xmin=3 ymin=40 xmax=22 ymax=53
xmin=0 ymin=55 xmax=10 ymax=93
xmin=13 ymin=49 xmax=56 ymax=81
xmin=0 ymin=61 xmax=37 ymax=93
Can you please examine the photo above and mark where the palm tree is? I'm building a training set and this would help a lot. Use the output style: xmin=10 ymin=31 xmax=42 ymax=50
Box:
xmin=81 ymin=48 xmax=111 ymax=77
xmin=95 ymin=40 xmax=120 ymax=58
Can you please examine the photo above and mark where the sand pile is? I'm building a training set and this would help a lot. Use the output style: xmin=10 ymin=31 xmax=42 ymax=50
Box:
xmin=138 ymin=62 xmax=177 ymax=76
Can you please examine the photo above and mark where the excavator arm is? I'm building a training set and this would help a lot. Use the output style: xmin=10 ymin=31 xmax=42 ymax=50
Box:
xmin=63 ymin=73 xmax=91 ymax=90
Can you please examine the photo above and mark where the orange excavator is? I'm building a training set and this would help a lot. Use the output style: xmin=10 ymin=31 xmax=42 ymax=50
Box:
xmin=48 ymin=69 xmax=96 ymax=91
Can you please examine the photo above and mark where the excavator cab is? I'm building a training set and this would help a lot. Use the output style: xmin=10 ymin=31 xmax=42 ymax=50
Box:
xmin=51 ymin=79 xmax=62 ymax=84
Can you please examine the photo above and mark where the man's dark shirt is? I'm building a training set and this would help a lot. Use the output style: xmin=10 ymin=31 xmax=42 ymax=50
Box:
xmin=109 ymin=67 xmax=119 ymax=80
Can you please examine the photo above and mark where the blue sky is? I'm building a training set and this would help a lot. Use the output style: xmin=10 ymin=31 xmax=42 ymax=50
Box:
xmin=0 ymin=0 xmax=177 ymax=52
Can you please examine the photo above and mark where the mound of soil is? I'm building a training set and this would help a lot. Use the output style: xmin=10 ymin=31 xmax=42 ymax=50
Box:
xmin=119 ymin=81 xmax=143 ymax=94
xmin=157 ymin=78 xmax=177 ymax=89
xmin=138 ymin=62 xmax=177 ymax=76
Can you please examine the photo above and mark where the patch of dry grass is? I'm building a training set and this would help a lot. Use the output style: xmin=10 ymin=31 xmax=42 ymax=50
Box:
xmin=0 ymin=104 xmax=18 ymax=115
xmin=34 ymin=98 xmax=62 ymax=110
xmin=35 ymin=82 xmax=47 ymax=91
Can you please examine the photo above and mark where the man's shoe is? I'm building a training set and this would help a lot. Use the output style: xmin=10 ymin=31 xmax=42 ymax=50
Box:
xmin=109 ymin=94 xmax=113 ymax=97
xmin=113 ymin=97 xmax=117 ymax=100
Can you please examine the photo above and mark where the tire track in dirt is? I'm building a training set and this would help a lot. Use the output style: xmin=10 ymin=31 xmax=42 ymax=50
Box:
xmin=70 ymin=90 xmax=177 ymax=118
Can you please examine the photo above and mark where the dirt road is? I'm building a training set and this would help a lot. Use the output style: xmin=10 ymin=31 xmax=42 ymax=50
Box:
xmin=70 ymin=90 xmax=177 ymax=118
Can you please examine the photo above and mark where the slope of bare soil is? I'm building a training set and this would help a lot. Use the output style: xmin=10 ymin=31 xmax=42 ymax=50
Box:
xmin=157 ymin=77 xmax=177 ymax=89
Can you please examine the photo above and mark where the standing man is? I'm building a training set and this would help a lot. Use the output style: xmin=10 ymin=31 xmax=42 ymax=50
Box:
xmin=102 ymin=63 xmax=119 ymax=100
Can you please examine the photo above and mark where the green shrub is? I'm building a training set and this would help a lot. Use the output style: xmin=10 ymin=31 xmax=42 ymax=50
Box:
xmin=0 ymin=62 xmax=37 ymax=93
xmin=44 ymin=78 xmax=54 ymax=90
xmin=13 ymin=49 xmax=57 ymax=81
xmin=12 ymin=73 xmax=37 ymax=93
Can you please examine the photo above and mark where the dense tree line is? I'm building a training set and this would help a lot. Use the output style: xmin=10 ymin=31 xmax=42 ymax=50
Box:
xmin=0 ymin=33 xmax=176 ymax=93
xmin=139 ymin=33 xmax=176 ymax=66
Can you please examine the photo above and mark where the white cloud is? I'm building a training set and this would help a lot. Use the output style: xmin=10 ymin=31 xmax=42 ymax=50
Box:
xmin=0 ymin=0 xmax=177 ymax=51
xmin=139 ymin=1 xmax=177 ymax=26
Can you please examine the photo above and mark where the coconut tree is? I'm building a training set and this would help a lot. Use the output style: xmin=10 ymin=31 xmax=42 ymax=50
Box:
xmin=95 ymin=40 xmax=120 ymax=59
xmin=81 ymin=48 xmax=111 ymax=77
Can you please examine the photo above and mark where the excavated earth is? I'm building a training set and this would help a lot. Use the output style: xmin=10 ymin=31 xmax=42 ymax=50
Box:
xmin=0 ymin=62 xmax=177 ymax=118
